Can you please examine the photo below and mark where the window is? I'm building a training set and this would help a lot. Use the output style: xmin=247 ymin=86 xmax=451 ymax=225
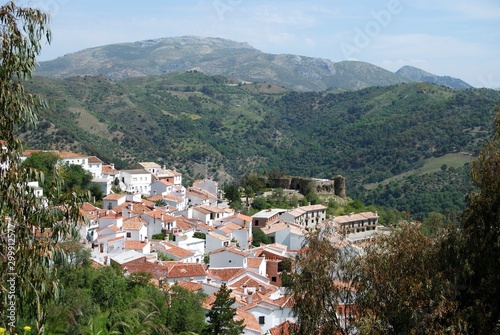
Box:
xmin=271 ymin=276 xmax=277 ymax=282
xmin=126 ymin=232 xmax=131 ymax=238
xmin=259 ymin=316 xmax=265 ymax=325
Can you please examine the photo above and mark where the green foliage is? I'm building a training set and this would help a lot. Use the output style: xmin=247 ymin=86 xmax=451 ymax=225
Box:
xmin=21 ymin=151 xmax=59 ymax=192
xmin=152 ymin=233 xmax=166 ymax=240
xmin=251 ymin=228 xmax=272 ymax=247
xmin=223 ymin=184 xmax=241 ymax=206
xmin=203 ymin=284 xmax=244 ymax=335
xmin=287 ymin=225 xmax=358 ymax=335
xmin=193 ymin=232 xmax=206 ymax=240
xmin=166 ymin=285 xmax=206 ymax=334
xmin=355 ymin=223 xmax=460 ymax=334
xmin=440 ymin=104 xmax=500 ymax=333
xmin=0 ymin=2 xmax=88 ymax=333
xmin=21 ymin=70 xmax=500 ymax=217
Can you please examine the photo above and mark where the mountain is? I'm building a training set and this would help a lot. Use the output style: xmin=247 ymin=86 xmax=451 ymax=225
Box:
xmin=36 ymin=36 xmax=408 ymax=91
xmin=396 ymin=65 xmax=472 ymax=89
xmin=21 ymin=72 xmax=500 ymax=217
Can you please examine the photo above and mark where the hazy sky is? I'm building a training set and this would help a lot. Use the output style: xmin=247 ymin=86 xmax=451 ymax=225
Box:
xmin=21 ymin=0 xmax=500 ymax=88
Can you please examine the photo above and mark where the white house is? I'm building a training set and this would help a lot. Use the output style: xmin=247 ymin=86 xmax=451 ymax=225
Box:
xmin=280 ymin=204 xmax=327 ymax=229
xmin=87 ymin=156 xmax=103 ymax=178
xmin=122 ymin=216 xmax=148 ymax=241
xmin=259 ymin=221 xmax=306 ymax=251
xmin=120 ymin=169 xmax=152 ymax=194
xmin=206 ymin=231 xmax=232 ymax=253
xmin=150 ymin=179 xmax=174 ymax=197
xmin=102 ymin=193 xmax=127 ymax=211
xmin=187 ymin=186 xmax=218 ymax=207
xmin=209 ymin=246 xmax=248 ymax=269
xmin=192 ymin=179 xmax=219 ymax=199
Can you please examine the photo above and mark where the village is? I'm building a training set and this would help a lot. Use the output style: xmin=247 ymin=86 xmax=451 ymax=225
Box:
xmin=20 ymin=149 xmax=385 ymax=335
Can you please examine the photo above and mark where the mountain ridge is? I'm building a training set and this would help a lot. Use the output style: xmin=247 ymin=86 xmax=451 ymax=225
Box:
xmin=36 ymin=36 xmax=470 ymax=91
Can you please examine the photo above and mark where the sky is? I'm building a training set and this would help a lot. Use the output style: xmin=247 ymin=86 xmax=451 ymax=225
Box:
xmin=20 ymin=0 xmax=500 ymax=88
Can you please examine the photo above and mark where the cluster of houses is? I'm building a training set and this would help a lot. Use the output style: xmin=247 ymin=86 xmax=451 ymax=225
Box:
xmin=20 ymin=149 xmax=386 ymax=335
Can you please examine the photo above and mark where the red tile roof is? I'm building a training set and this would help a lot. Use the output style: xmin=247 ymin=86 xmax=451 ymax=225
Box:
xmin=123 ymin=216 xmax=147 ymax=230
xmin=158 ymin=241 xmax=195 ymax=259
xmin=208 ymin=268 xmax=245 ymax=281
xmin=163 ymin=262 xmax=207 ymax=278
xmin=88 ymin=156 xmax=103 ymax=163
xmin=124 ymin=240 xmax=149 ymax=251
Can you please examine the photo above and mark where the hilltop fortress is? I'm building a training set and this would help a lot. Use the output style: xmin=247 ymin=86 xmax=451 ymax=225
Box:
xmin=269 ymin=175 xmax=346 ymax=198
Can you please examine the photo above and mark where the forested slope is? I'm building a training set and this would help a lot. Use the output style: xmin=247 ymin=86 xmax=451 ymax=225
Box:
xmin=21 ymin=72 xmax=500 ymax=217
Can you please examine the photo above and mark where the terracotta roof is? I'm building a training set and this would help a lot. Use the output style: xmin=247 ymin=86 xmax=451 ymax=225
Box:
xmin=187 ymin=187 xmax=218 ymax=201
xmin=104 ymin=193 xmax=126 ymax=201
xmin=102 ymin=165 xmax=119 ymax=175
xmin=235 ymin=309 xmax=262 ymax=333
xmin=208 ymin=231 xmax=230 ymax=241
xmin=231 ymin=277 xmax=275 ymax=296
xmin=156 ymin=179 xmax=173 ymax=186
xmin=97 ymin=225 xmax=120 ymax=233
xmin=80 ymin=202 xmax=100 ymax=212
xmin=147 ymin=195 xmax=164 ymax=202
xmin=211 ymin=246 xmax=248 ymax=257
xmin=158 ymin=241 xmax=195 ymax=259
xmin=247 ymin=257 xmax=264 ymax=268
xmin=88 ymin=156 xmax=103 ymax=163
xmin=230 ymin=213 xmax=252 ymax=222
xmin=121 ymin=257 xmax=167 ymax=279
xmin=123 ymin=216 xmax=147 ymax=230
xmin=299 ymin=204 xmax=327 ymax=211
xmin=107 ymin=236 xmax=125 ymax=243
xmin=145 ymin=209 xmax=175 ymax=221
xmin=163 ymin=262 xmax=207 ymax=278
xmin=208 ymin=268 xmax=245 ymax=281
xmin=334 ymin=212 xmax=379 ymax=224
xmin=124 ymin=240 xmax=149 ymax=250
xmin=113 ymin=201 xmax=155 ymax=215
xmin=138 ymin=162 xmax=161 ymax=169
xmin=269 ymin=321 xmax=299 ymax=335
xmin=218 ymin=226 xmax=234 ymax=235
xmin=176 ymin=280 xmax=203 ymax=292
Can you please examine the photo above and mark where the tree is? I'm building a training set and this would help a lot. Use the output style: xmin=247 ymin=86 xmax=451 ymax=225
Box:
xmin=251 ymin=228 xmax=271 ymax=247
xmin=223 ymin=184 xmax=241 ymax=209
xmin=286 ymin=224 xmax=358 ymax=335
xmin=166 ymin=284 xmax=206 ymax=334
xmin=240 ymin=173 xmax=264 ymax=207
xmin=203 ymin=284 xmax=244 ymax=335
xmin=21 ymin=151 xmax=59 ymax=192
xmin=0 ymin=2 xmax=84 ymax=333
xmin=442 ymin=104 xmax=500 ymax=334
xmin=355 ymin=223 xmax=459 ymax=334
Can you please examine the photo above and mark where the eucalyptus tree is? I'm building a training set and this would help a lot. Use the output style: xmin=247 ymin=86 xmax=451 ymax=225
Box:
xmin=0 ymin=2 xmax=85 ymax=333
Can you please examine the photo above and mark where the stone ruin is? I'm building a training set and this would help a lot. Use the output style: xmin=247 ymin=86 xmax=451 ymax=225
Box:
xmin=270 ymin=175 xmax=346 ymax=198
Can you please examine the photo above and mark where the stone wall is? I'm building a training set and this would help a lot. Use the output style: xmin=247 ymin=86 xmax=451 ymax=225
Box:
xmin=269 ymin=175 xmax=346 ymax=198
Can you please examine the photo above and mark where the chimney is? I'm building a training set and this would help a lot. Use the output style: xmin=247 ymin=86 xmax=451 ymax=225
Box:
xmin=110 ymin=163 xmax=115 ymax=169
xmin=247 ymin=292 xmax=253 ymax=303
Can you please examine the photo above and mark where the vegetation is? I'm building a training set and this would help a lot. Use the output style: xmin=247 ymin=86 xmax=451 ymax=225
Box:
xmin=20 ymin=72 xmax=500 ymax=219
xmin=203 ymin=284 xmax=244 ymax=335
xmin=22 ymin=151 xmax=103 ymax=201
xmin=0 ymin=2 xmax=85 ymax=333
xmin=287 ymin=104 xmax=500 ymax=334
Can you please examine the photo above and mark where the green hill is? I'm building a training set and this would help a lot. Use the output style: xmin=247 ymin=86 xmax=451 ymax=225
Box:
xmin=21 ymin=72 xmax=500 ymax=218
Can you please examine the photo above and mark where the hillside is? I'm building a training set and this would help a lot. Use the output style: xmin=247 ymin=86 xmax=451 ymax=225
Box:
xmin=20 ymin=72 xmax=500 ymax=217
xmin=36 ymin=36 xmax=410 ymax=91
xmin=396 ymin=65 xmax=472 ymax=89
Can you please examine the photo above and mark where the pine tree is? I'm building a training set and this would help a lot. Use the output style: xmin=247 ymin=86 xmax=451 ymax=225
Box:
xmin=203 ymin=284 xmax=244 ymax=335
